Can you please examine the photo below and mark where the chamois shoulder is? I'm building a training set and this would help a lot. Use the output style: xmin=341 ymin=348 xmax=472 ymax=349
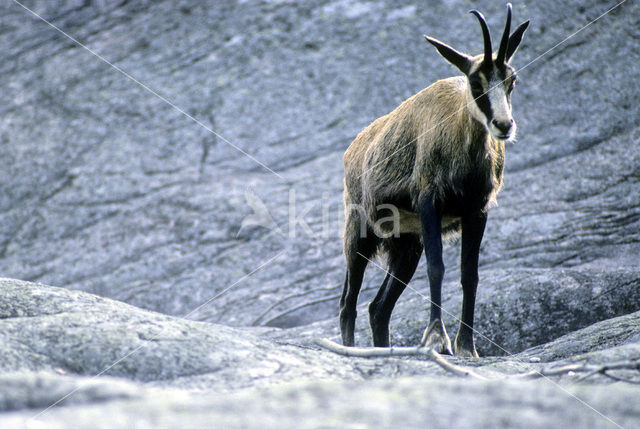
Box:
xmin=380 ymin=76 xmax=467 ymax=129
xmin=409 ymin=76 xmax=467 ymax=128
xmin=343 ymin=76 xmax=467 ymax=170
xmin=415 ymin=76 xmax=466 ymax=108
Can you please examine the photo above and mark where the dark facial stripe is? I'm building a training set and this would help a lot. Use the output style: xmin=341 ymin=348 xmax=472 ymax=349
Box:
xmin=469 ymin=71 xmax=492 ymax=122
xmin=469 ymin=63 xmax=516 ymax=123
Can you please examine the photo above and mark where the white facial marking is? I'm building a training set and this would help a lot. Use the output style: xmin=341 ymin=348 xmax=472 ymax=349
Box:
xmin=488 ymin=79 xmax=511 ymax=122
xmin=487 ymin=70 xmax=515 ymax=141
xmin=466 ymin=62 xmax=517 ymax=141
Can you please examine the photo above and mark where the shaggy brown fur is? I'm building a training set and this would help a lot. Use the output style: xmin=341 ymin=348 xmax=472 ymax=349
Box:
xmin=339 ymin=4 xmax=529 ymax=354
xmin=343 ymin=75 xmax=505 ymax=252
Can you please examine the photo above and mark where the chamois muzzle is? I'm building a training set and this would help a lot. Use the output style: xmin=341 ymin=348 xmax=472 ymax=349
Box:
xmin=491 ymin=119 xmax=514 ymax=136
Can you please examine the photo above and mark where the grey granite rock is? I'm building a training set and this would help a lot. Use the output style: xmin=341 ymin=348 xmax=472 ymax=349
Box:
xmin=0 ymin=278 xmax=449 ymax=390
xmin=1 ymin=0 xmax=639 ymax=427
xmin=1 ymin=0 xmax=638 ymax=332
xmin=2 ymin=374 xmax=639 ymax=429
xmin=264 ymin=267 xmax=640 ymax=357
xmin=0 ymin=278 xmax=638 ymax=428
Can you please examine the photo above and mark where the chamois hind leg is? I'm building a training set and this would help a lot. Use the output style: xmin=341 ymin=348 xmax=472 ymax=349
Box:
xmin=340 ymin=218 xmax=377 ymax=346
xmin=368 ymin=235 xmax=421 ymax=347
xmin=454 ymin=211 xmax=487 ymax=357
xmin=418 ymin=196 xmax=453 ymax=355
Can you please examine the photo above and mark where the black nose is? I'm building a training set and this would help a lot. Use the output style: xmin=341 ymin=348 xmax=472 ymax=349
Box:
xmin=491 ymin=119 xmax=513 ymax=134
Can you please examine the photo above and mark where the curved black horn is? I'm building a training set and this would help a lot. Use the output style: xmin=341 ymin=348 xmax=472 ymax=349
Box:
xmin=497 ymin=3 xmax=512 ymax=64
xmin=469 ymin=10 xmax=492 ymax=65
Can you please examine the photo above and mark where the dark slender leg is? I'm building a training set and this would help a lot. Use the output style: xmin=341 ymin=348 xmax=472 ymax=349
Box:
xmin=454 ymin=211 xmax=487 ymax=357
xmin=368 ymin=236 xmax=421 ymax=347
xmin=418 ymin=196 xmax=452 ymax=354
xmin=340 ymin=232 xmax=377 ymax=346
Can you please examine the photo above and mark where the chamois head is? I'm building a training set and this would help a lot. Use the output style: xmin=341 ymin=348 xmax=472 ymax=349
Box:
xmin=425 ymin=3 xmax=529 ymax=141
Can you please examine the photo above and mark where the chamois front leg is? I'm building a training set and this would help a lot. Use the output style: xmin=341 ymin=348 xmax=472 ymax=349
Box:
xmin=454 ymin=211 xmax=487 ymax=357
xmin=418 ymin=196 xmax=453 ymax=355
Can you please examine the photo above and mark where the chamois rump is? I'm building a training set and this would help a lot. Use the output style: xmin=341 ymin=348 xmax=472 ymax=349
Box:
xmin=340 ymin=4 xmax=529 ymax=357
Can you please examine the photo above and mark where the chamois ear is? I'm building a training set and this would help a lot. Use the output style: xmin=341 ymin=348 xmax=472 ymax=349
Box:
xmin=505 ymin=20 xmax=530 ymax=63
xmin=424 ymin=36 xmax=472 ymax=75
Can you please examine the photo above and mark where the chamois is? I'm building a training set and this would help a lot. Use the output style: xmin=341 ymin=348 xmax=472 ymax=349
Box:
xmin=340 ymin=4 xmax=529 ymax=357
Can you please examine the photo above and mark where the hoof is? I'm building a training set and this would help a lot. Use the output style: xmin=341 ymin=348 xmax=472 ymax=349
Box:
xmin=420 ymin=319 xmax=453 ymax=355
xmin=454 ymin=331 xmax=479 ymax=358
xmin=453 ymin=342 xmax=479 ymax=358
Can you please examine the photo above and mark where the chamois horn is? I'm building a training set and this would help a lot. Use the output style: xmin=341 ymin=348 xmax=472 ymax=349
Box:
xmin=469 ymin=9 xmax=492 ymax=65
xmin=497 ymin=3 xmax=512 ymax=64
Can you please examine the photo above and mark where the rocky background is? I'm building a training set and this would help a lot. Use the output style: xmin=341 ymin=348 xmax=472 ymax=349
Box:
xmin=0 ymin=0 xmax=639 ymax=427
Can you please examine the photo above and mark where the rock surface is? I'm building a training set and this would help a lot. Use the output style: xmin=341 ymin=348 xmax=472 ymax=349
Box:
xmin=3 ymin=374 xmax=640 ymax=429
xmin=1 ymin=0 xmax=638 ymax=329
xmin=0 ymin=278 xmax=639 ymax=428
xmin=265 ymin=267 xmax=640 ymax=356
xmin=0 ymin=0 xmax=639 ymax=427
